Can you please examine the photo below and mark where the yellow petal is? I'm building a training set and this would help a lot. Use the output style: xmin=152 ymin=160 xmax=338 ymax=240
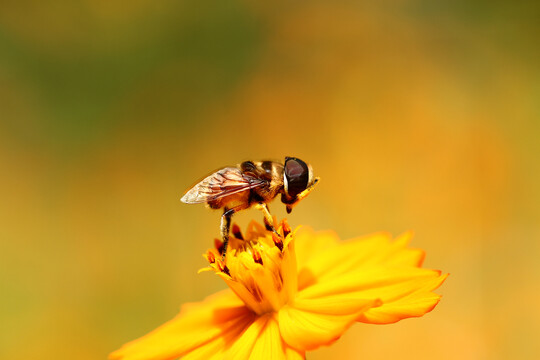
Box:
xmin=278 ymin=298 xmax=377 ymax=351
xmin=109 ymin=290 xmax=254 ymax=360
xmin=297 ymin=232 xmax=425 ymax=290
xmin=291 ymin=296 xmax=381 ymax=315
xmin=225 ymin=314 xmax=279 ymax=359
xmin=383 ymin=231 xmax=425 ymax=267
xmin=358 ymin=273 xmax=449 ymax=324
xmin=248 ymin=315 xmax=286 ymax=360
xmin=179 ymin=339 xmax=224 ymax=360
xmin=285 ymin=346 xmax=305 ymax=360
xmin=294 ymin=227 xmax=339 ymax=272
xmin=297 ymin=266 xmax=447 ymax=325
xmin=298 ymin=266 xmax=437 ymax=298
xmin=180 ymin=313 xmax=251 ymax=360
xmin=179 ymin=300 xmax=258 ymax=360
xmin=224 ymin=313 xmax=305 ymax=360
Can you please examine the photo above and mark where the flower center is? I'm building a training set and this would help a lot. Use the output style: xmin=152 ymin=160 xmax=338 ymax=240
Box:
xmin=203 ymin=220 xmax=298 ymax=315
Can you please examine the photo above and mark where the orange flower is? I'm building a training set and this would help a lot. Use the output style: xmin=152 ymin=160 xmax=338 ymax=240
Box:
xmin=110 ymin=220 xmax=447 ymax=360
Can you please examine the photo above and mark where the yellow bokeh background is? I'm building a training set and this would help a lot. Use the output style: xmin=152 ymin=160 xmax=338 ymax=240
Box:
xmin=1 ymin=1 xmax=539 ymax=359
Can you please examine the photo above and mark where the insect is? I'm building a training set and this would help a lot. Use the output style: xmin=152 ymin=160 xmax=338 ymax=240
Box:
xmin=181 ymin=157 xmax=319 ymax=259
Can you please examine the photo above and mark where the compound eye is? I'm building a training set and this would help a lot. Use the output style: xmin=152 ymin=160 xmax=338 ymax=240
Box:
xmin=284 ymin=158 xmax=309 ymax=198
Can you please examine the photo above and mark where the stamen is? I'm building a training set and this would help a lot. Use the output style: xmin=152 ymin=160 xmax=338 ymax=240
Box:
xmin=231 ymin=224 xmax=244 ymax=240
xmin=205 ymin=220 xmax=298 ymax=315
xmin=216 ymin=259 xmax=231 ymax=276
xmin=252 ymin=248 xmax=263 ymax=265
xmin=282 ymin=221 xmax=291 ymax=238
xmin=214 ymin=238 xmax=224 ymax=255
xmin=272 ymin=233 xmax=284 ymax=252
xmin=207 ymin=251 xmax=216 ymax=264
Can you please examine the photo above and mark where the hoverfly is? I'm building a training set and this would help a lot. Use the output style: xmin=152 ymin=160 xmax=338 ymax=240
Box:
xmin=181 ymin=157 xmax=319 ymax=259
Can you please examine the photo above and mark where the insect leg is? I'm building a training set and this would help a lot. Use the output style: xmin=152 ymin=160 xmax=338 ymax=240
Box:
xmin=220 ymin=208 xmax=235 ymax=261
xmin=255 ymin=203 xmax=280 ymax=237
xmin=220 ymin=203 xmax=249 ymax=261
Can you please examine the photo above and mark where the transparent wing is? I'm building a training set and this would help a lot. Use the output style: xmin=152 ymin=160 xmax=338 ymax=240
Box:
xmin=181 ymin=167 xmax=267 ymax=204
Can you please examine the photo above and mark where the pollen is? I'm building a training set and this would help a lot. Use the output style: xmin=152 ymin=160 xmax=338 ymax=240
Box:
xmin=282 ymin=221 xmax=292 ymax=237
xmin=252 ymin=248 xmax=263 ymax=265
xmin=206 ymin=250 xmax=216 ymax=264
xmin=272 ymin=233 xmax=284 ymax=252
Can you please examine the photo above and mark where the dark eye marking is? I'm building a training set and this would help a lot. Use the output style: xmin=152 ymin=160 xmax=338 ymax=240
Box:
xmin=285 ymin=158 xmax=309 ymax=197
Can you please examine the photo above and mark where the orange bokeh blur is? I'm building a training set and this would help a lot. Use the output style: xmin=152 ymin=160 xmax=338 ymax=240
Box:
xmin=1 ymin=1 xmax=539 ymax=359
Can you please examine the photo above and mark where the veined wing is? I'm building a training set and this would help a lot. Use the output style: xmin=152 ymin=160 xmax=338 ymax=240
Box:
xmin=181 ymin=167 xmax=266 ymax=204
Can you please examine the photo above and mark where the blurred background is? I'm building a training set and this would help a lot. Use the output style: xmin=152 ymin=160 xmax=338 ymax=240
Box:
xmin=1 ymin=1 xmax=539 ymax=359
